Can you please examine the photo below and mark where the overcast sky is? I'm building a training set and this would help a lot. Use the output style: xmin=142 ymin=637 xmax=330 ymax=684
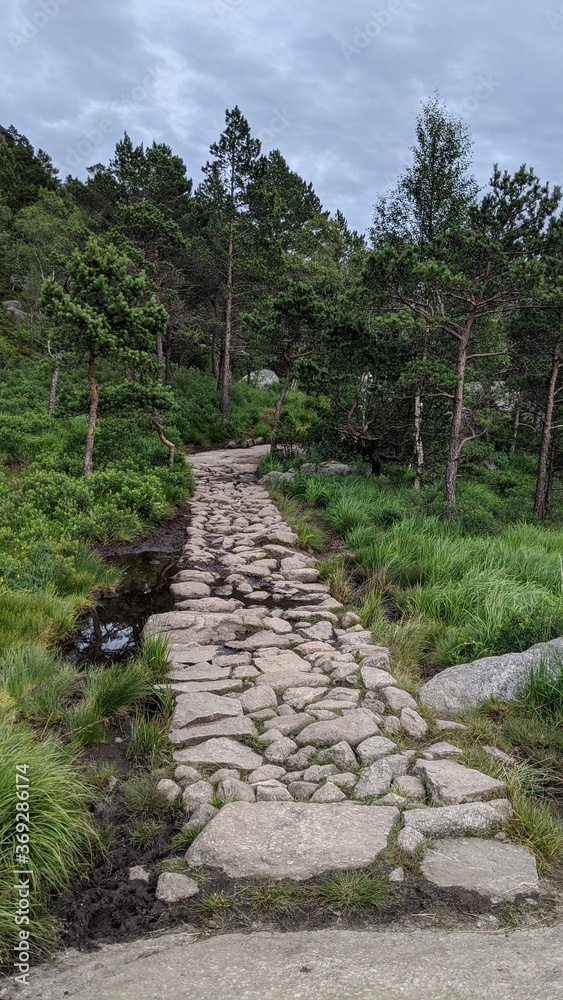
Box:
xmin=1 ymin=0 xmax=562 ymax=233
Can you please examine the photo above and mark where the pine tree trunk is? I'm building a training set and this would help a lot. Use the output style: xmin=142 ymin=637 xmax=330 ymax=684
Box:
xmin=150 ymin=412 xmax=175 ymax=470
xmin=220 ymin=219 xmax=234 ymax=424
xmin=271 ymin=365 xmax=292 ymax=449
xmin=444 ymin=339 xmax=468 ymax=506
xmin=533 ymin=346 xmax=561 ymax=519
xmin=545 ymin=431 xmax=557 ymax=515
xmin=82 ymin=355 xmax=98 ymax=476
xmin=413 ymin=389 xmax=424 ymax=489
xmin=48 ymin=363 xmax=60 ymax=415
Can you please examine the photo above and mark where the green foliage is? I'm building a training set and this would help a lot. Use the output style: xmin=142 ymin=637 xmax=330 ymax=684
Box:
xmin=127 ymin=713 xmax=169 ymax=767
xmin=67 ymin=661 xmax=150 ymax=747
xmin=123 ymin=774 xmax=172 ymax=819
xmin=0 ymin=718 xmax=96 ymax=966
xmin=314 ymin=872 xmax=394 ymax=914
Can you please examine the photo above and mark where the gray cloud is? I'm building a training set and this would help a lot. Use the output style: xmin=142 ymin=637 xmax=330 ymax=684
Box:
xmin=1 ymin=0 xmax=561 ymax=232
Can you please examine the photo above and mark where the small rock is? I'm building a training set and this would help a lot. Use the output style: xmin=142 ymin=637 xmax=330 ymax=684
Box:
xmin=239 ymin=685 xmax=278 ymax=712
xmin=383 ymin=715 xmax=402 ymax=736
xmin=217 ymin=777 xmax=256 ymax=803
xmin=155 ymin=873 xmax=199 ymax=904
xmin=388 ymin=867 xmax=404 ymax=883
xmin=482 ymin=745 xmax=517 ymax=765
xmin=156 ymin=779 xmax=183 ymax=805
xmin=392 ymin=775 xmax=426 ymax=802
xmin=174 ymin=764 xmax=203 ymax=786
xmin=183 ymin=803 xmax=219 ymax=830
xmin=264 ymin=737 xmax=299 ymax=764
xmin=288 ymin=781 xmax=318 ymax=800
xmin=182 ymin=781 xmax=214 ymax=815
xmin=356 ymin=736 xmax=397 ymax=764
xmin=424 ymin=741 xmax=463 ymax=758
xmin=413 ymin=759 xmax=506 ymax=806
xmin=404 ymin=799 xmax=513 ymax=837
xmin=317 ymin=741 xmax=358 ymax=771
xmin=421 ymin=838 xmax=539 ymax=898
xmin=256 ymin=783 xmax=293 ymax=801
xmin=400 ymin=707 xmax=428 ymax=739
xmin=330 ymin=772 xmax=358 ymax=793
xmin=396 ymin=827 xmax=425 ymax=854
xmin=310 ymin=783 xmax=347 ymax=802
xmin=209 ymin=768 xmax=241 ymax=785
xmin=128 ymin=865 xmax=150 ymax=882
xmin=296 ymin=709 xmax=380 ymax=748
xmin=286 ymin=746 xmax=317 ymax=769
xmin=434 ymin=720 xmax=469 ymax=732
xmin=248 ymin=765 xmax=287 ymax=784
xmin=354 ymin=760 xmax=394 ymax=798
xmin=383 ymin=687 xmax=418 ymax=712
xmin=361 ymin=666 xmax=398 ymax=690
xmin=341 ymin=612 xmax=361 ymax=627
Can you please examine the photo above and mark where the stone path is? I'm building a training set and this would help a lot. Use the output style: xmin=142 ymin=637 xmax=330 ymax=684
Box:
xmin=143 ymin=447 xmax=540 ymax=897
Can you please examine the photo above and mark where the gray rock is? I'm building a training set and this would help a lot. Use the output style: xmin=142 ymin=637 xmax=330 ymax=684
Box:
xmin=397 ymin=827 xmax=425 ymax=854
xmin=248 ymin=765 xmax=286 ymax=784
xmin=183 ymin=803 xmax=219 ymax=830
xmin=419 ymin=637 xmax=563 ymax=715
xmin=128 ymin=865 xmax=150 ymax=882
xmin=171 ymin=693 xmax=242 ymax=730
xmin=316 ymin=741 xmax=358 ymax=771
xmin=263 ymin=713 xmax=315 ymax=736
xmin=174 ymin=738 xmax=263 ymax=771
xmin=422 ymin=838 xmax=539 ymax=898
xmin=155 ymin=873 xmax=199 ymax=904
xmin=288 ymin=781 xmax=318 ymax=800
xmin=482 ymin=745 xmax=517 ymax=765
xmin=302 ymin=764 xmax=338 ymax=782
xmin=174 ymin=765 xmax=202 ymax=787
xmin=434 ymin=719 xmax=470 ymax=732
xmin=382 ymin=687 xmax=418 ymax=712
xmin=341 ymin=612 xmax=361 ymax=627
xmin=356 ymin=736 xmax=397 ymax=764
xmin=392 ymin=775 xmax=426 ymax=802
xmin=361 ymin=666 xmax=397 ymax=689
xmin=238 ymin=685 xmax=278 ymax=712
xmin=156 ymin=779 xmax=183 ymax=804
xmin=320 ymin=463 xmax=355 ymax=475
xmin=354 ymin=760 xmax=394 ymax=798
xmin=230 ymin=630 xmax=293 ymax=650
xmin=310 ymin=783 xmax=347 ymax=802
xmin=400 ymin=707 xmax=428 ymax=739
xmin=282 ymin=685 xmax=328 ymax=711
xmin=186 ymin=802 xmax=399 ymax=879
xmin=329 ymin=772 xmax=358 ymax=793
xmin=302 ymin=621 xmax=334 ymax=642
xmin=170 ymin=581 xmax=211 ymax=599
xmin=404 ymin=799 xmax=513 ymax=837
xmin=296 ymin=709 xmax=380 ymax=748
xmin=414 ymin=759 xmax=506 ymax=806
xmin=170 ymin=715 xmax=257 ymax=746
xmin=424 ymin=741 xmax=464 ymax=758
xmin=182 ymin=781 xmax=214 ymax=815
xmin=389 ymin=867 xmax=405 ymax=883
xmin=286 ymin=746 xmax=317 ymax=769
xmin=209 ymin=768 xmax=241 ymax=785
xmin=217 ymin=776 xmax=256 ymax=803
xmin=383 ymin=715 xmax=403 ymax=736
xmin=264 ymin=737 xmax=298 ymax=764
xmin=256 ymin=784 xmax=293 ymax=801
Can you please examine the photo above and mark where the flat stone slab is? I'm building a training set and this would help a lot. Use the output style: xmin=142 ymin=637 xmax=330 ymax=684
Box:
xmin=173 ymin=737 xmax=263 ymax=770
xmin=419 ymin=636 xmax=563 ymax=715
xmin=170 ymin=715 xmax=257 ymax=745
xmin=422 ymin=838 xmax=539 ymax=898
xmin=186 ymin=802 xmax=399 ymax=879
xmin=171 ymin=692 xmax=242 ymax=729
xmin=296 ymin=710 xmax=380 ymax=747
xmin=167 ymin=644 xmax=220 ymax=664
xmin=414 ymin=759 xmax=506 ymax=806
xmin=403 ymin=799 xmax=513 ymax=836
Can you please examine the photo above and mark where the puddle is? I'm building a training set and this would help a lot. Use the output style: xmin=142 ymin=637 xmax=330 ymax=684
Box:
xmin=64 ymin=550 xmax=180 ymax=664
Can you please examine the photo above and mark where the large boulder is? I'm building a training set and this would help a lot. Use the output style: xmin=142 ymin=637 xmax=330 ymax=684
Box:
xmin=243 ymin=369 xmax=280 ymax=387
xmin=419 ymin=637 xmax=563 ymax=716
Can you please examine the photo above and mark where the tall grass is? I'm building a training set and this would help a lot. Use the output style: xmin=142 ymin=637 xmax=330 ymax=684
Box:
xmin=281 ymin=473 xmax=563 ymax=671
xmin=0 ymin=718 xmax=97 ymax=965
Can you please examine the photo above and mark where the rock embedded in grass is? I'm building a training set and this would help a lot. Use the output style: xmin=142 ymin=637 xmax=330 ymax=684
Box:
xmin=155 ymin=873 xmax=199 ymax=904
xmin=413 ymin=759 xmax=507 ymax=806
xmin=404 ymin=799 xmax=513 ymax=836
xmin=421 ymin=838 xmax=539 ymax=898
